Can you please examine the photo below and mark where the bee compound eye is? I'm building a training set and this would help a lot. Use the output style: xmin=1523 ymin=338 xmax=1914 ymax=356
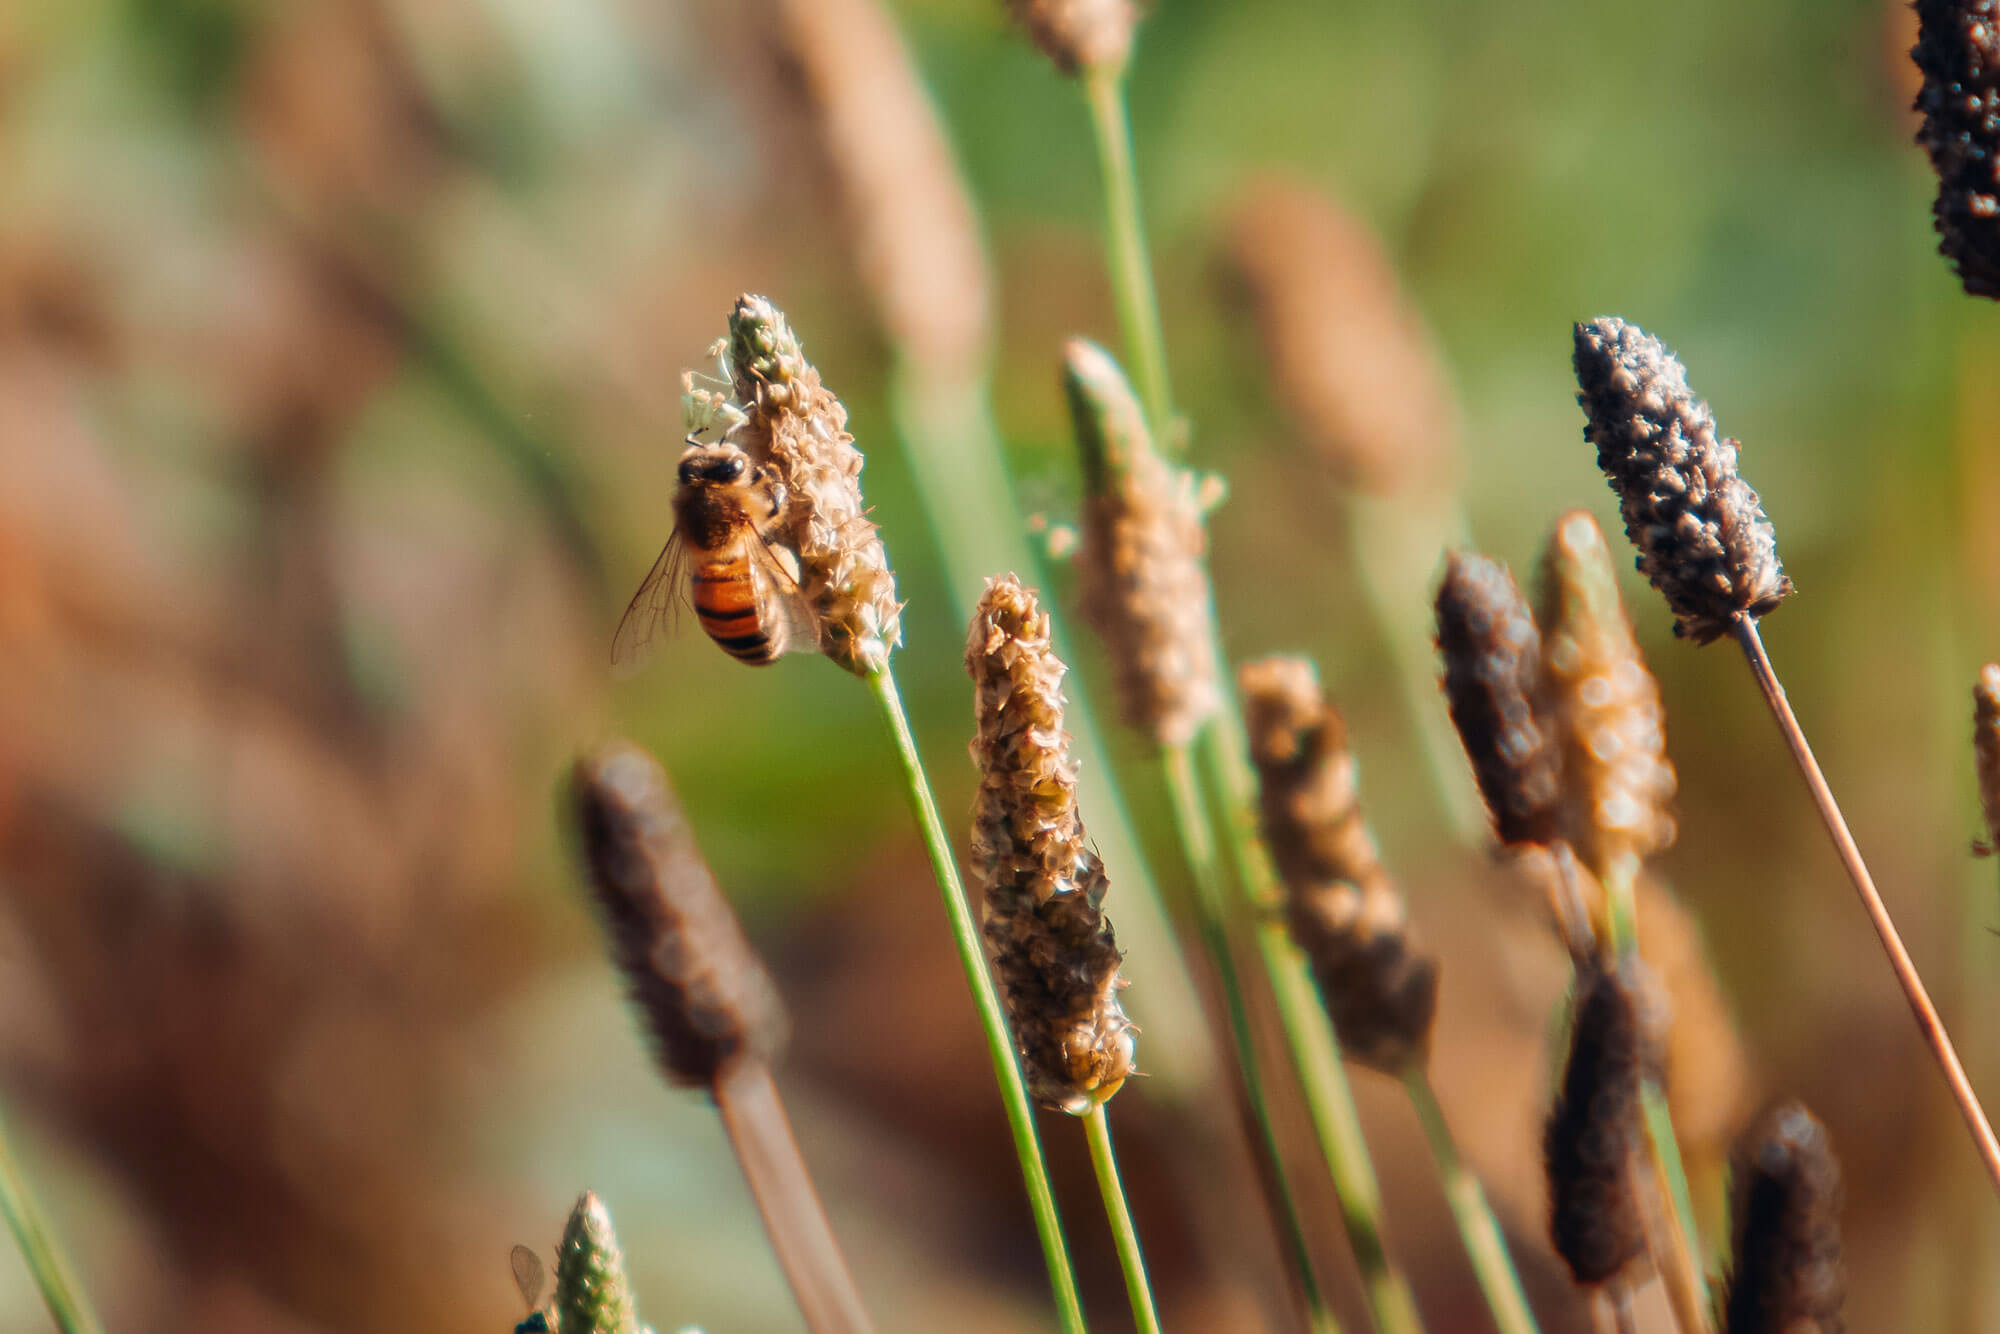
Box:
xmin=717 ymin=453 xmax=747 ymax=481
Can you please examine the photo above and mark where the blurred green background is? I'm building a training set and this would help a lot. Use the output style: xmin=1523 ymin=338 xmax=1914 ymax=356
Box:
xmin=1 ymin=0 xmax=1996 ymax=1330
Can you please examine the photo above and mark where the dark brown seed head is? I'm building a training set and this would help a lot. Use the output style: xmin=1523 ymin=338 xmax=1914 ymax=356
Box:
xmin=1976 ymin=664 xmax=2000 ymax=853
xmin=968 ymin=574 xmax=1135 ymax=1113
xmin=1573 ymin=318 xmax=1793 ymax=644
xmin=1722 ymin=1103 xmax=1845 ymax=1334
xmin=1545 ymin=961 xmax=1658 ymax=1287
xmin=1913 ymin=0 xmax=2000 ymax=299
xmin=1240 ymin=656 xmax=1439 ymax=1074
xmin=573 ymin=740 xmax=788 ymax=1088
xmin=1435 ymin=552 xmax=1563 ymax=847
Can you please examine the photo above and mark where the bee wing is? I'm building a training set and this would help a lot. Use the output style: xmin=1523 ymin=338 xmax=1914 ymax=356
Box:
xmin=749 ymin=529 xmax=822 ymax=654
xmin=509 ymin=1244 xmax=546 ymax=1310
xmin=610 ymin=531 xmax=689 ymax=677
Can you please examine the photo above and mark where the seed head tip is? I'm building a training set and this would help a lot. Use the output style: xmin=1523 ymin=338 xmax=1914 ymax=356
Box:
xmin=556 ymin=1191 xmax=644 ymax=1334
xmin=1067 ymin=339 xmax=1220 ymax=747
xmin=1722 ymin=1102 xmax=1845 ymax=1334
xmin=1572 ymin=317 xmax=1792 ymax=644
xmin=724 ymin=295 xmax=901 ymax=675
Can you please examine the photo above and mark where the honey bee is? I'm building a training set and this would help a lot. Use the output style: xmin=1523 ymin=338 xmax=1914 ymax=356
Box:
xmin=611 ymin=438 xmax=816 ymax=670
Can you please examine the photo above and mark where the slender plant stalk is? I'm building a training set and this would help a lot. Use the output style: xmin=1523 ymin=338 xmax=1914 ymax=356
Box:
xmin=1401 ymin=1072 xmax=1541 ymax=1334
xmin=1599 ymin=860 xmax=1710 ymax=1334
xmin=1608 ymin=1287 xmax=1639 ymax=1334
xmin=1730 ymin=613 xmax=2000 ymax=1192
xmin=713 ymin=1060 xmax=876 ymax=1334
xmin=1082 ymin=1106 xmax=1162 ymax=1334
xmin=1635 ymin=1086 xmax=1709 ymax=1334
xmin=1075 ymin=32 xmax=1419 ymax=1334
xmin=0 ymin=1107 xmax=102 ymax=1334
xmin=866 ymin=666 xmax=1087 ymax=1334
xmin=1082 ymin=68 xmax=1173 ymax=444
xmin=1162 ymin=745 xmax=1341 ymax=1334
xmin=1252 ymin=910 xmax=1425 ymax=1334
xmin=1195 ymin=679 xmax=1424 ymax=1334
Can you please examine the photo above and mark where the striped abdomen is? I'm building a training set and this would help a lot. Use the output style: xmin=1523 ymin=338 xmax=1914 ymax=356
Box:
xmin=690 ymin=542 xmax=787 ymax=665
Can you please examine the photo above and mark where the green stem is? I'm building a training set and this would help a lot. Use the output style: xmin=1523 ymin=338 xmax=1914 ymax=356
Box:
xmin=1162 ymin=745 xmax=1340 ymax=1334
xmin=1256 ymin=920 xmax=1425 ymax=1334
xmin=1402 ymin=1072 xmax=1541 ymax=1334
xmin=0 ymin=1106 xmax=102 ymax=1334
xmin=1082 ymin=67 xmax=1174 ymax=446
xmin=866 ymin=666 xmax=1086 ymax=1334
xmin=1082 ymin=1107 xmax=1162 ymax=1334
xmin=1600 ymin=861 xmax=1710 ymax=1333
xmin=1199 ymin=698 xmax=1425 ymax=1334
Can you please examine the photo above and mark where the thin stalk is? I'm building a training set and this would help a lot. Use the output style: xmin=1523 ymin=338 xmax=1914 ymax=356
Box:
xmin=713 ymin=1059 xmax=876 ymax=1334
xmin=1162 ymin=744 xmax=1340 ymax=1334
xmin=866 ymin=666 xmax=1087 ymax=1334
xmin=1201 ymin=702 xmax=1426 ymax=1334
xmin=1402 ymin=1072 xmax=1541 ymax=1334
xmin=1082 ymin=67 xmax=1173 ymax=445
xmin=1730 ymin=612 xmax=2000 ymax=1194
xmin=1600 ymin=859 xmax=1710 ymax=1333
xmin=1082 ymin=1106 xmax=1162 ymax=1334
xmin=1608 ymin=1286 xmax=1639 ymax=1334
xmin=1256 ymin=919 xmax=1425 ymax=1334
xmin=0 ymin=1107 xmax=102 ymax=1334
xmin=1636 ymin=1085 xmax=1709 ymax=1334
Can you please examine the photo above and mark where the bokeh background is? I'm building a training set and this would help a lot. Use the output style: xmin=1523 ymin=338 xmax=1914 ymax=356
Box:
xmin=1 ymin=0 xmax=1996 ymax=1330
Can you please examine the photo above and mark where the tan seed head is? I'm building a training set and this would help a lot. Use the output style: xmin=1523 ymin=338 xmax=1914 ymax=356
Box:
xmin=967 ymin=574 xmax=1135 ymax=1113
xmin=727 ymin=294 xmax=902 ymax=676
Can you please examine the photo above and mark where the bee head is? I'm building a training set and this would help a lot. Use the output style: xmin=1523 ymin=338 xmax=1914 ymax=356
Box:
xmin=677 ymin=442 xmax=749 ymax=487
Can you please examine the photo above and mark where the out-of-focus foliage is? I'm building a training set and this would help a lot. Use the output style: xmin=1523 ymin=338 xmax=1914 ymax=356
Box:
xmin=0 ymin=0 xmax=1995 ymax=1331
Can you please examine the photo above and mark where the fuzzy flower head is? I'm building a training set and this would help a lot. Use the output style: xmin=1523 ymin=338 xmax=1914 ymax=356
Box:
xmin=573 ymin=740 xmax=788 ymax=1087
xmin=1545 ymin=961 xmax=1663 ymax=1288
xmin=1913 ymin=0 xmax=2000 ymax=299
xmin=1723 ymin=1103 xmax=1845 ymax=1334
xmin=1240 ymin=656 xmax=1438 ymax=1075
xmin=967 ymin=574 xmax=1134 ymax=1113
xmin=1976 ymin=664 xmax=2000 ymax=854
xmin=726 ymin=295 xmax=901 ymax=676
xmin=1537 ymin=511 xmax=1678 ymax=883
xmin=1067 ymin=338 xmax=1220 ymax=747
xmin=556 ymin=1193 xmax=647 ymax=1334
xmin=1573 ymin=318 xmax=1792 ymax=644
xmin=1004 ymin=0 xmax=1137 ymax=75
xmin=1435 ymin=552 xmax=1563 ymax=847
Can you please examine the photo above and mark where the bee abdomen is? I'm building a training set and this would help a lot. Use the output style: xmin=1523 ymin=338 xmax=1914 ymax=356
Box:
xmin=692 ymin=565 xmax=785 ymax=665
